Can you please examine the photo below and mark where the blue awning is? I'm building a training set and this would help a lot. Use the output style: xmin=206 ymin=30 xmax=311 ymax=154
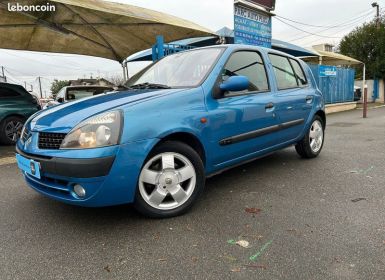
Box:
xmin=126 ymin=28 xmax=318 ymax=62
xmin=271 ymin=39 xmax=317 ymax=57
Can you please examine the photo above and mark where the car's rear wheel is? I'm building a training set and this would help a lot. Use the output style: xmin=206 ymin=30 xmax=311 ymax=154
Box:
xmin=0 ymin=116 xmax=24 ymax=145
xmin=295 ymin=115 xmax=325 ymax=158
xmin=134 ymin=141 xmax=205 ymax=218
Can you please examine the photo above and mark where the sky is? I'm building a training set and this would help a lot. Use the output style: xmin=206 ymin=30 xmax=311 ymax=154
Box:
xmin=0 ymin=0 xmax=382 ymax=97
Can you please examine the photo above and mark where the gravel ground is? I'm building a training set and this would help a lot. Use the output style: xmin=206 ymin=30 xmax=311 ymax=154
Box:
xmin=0 ymin=107 xmax=384 ymax=280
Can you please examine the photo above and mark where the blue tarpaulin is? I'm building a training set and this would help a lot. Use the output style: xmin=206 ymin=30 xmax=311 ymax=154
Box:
xmin=309 ymin=64 xmax=355 ymax=104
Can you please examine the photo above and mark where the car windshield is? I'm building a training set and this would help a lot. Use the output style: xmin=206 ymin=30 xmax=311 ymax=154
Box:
xmin=66 ymin=87 xmax=112 ymax=101
xmin=126 ymin=48 xmax=223 ymax=88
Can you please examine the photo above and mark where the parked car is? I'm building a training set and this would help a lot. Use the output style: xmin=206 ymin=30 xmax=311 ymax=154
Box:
xmin=43 ymin=85 xmax=114 ymax=109
xmin=39 ymin=98 xmax=54 ymax=109
xmin=0 ymin=82 xmax=40 ymax=145
xmin=15 ymin=45 xmax=325 ymax=218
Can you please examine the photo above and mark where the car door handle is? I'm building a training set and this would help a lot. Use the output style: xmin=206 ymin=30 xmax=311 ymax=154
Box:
xmin=305 ymin=96 xmax=314 ymax=103
xmin=265 ymin=102 xmax=274 ymax=109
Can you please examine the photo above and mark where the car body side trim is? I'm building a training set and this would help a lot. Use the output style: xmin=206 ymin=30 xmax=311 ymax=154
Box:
xmin=219 ymin=118 xmax=304 ymax=146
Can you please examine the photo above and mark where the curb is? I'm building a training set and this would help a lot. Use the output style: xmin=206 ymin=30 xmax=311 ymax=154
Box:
xmin=356 ymin=105 xmax=385 ymax=110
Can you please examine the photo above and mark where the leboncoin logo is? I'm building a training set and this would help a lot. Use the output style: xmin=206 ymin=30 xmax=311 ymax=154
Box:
xmin=8 ymin=2 xmax=56 ymax=12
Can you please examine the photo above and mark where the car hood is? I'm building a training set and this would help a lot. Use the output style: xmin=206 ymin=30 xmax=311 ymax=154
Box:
xmin=29 ymin=89 xmax=186 ymax=133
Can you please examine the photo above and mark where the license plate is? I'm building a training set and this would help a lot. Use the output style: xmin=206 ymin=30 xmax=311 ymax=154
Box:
xmin=16 ymin=153 xmax=41 ymax=179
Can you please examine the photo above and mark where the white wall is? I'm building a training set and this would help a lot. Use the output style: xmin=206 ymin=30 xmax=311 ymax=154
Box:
xmin=354 ymin=80 xmax=372 ymax=103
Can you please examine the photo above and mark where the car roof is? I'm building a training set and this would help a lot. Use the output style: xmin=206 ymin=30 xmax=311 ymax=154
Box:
xmin=64 ymin=85 xmax=113 ymax=89
xmin=0 ymin=82 xmax=24 ymax=87
xmin=191 ymin=44 xmax=300 ymax=60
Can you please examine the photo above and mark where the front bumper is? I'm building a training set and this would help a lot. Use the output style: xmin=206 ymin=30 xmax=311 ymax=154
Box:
xmin=16 ymin=137 xmax=159 ymax=207
xmin=16 ymin=146 xmax=115 ymax=178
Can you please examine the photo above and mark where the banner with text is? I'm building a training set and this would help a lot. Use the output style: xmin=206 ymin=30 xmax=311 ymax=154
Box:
xmin=319 ymin=65 xmax=337 ymax=77
xmin=234 ymin=3 xmax=272 ymax=48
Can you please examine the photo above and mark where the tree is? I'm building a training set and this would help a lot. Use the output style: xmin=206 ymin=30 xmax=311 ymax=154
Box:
xmin=104 ymin=74 xmax=125 ymax=86
xmin=339 ymin=15 xmax=385 ymax=80
xmin=50 ymin=79 xmax=69 ymax=99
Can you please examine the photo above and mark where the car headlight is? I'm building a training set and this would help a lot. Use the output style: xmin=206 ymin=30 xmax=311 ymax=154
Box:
xmin=60 ymin=110 xmax=123 ymax=149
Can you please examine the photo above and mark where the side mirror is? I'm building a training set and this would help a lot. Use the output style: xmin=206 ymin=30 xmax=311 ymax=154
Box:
xmin=57 ymin=97 xmax=64 ymax=103
xmin=220 ymin=76 xmax=249 ymax=92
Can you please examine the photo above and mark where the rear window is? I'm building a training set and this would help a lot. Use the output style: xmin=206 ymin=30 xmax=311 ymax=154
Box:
xmin=268 ymin=54 xmax=298 ymax=90
xmin=66 ymin=87 xmax=112 ymax=101
xmin=0 ymin=87 xmax=21 ymax=98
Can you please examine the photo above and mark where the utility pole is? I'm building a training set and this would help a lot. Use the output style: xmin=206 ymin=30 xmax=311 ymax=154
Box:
xmin=38 ymin=76 xmax=43 ymax=98
xmin=372 ymin=2 xmax=380 ymax=29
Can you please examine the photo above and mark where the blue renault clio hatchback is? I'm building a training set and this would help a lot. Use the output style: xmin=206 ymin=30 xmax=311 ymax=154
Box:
xmin=16 ymin=45 xmax=325 ymax=218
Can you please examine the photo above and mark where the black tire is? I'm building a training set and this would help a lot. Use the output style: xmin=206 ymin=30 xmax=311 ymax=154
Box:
xmin=295 ymin=115 xmax=325 ymax=159
xmin=134 ymin=141 xmax=205 ymax=218
xmin=0 ymin=116 xmax=25 ymax=145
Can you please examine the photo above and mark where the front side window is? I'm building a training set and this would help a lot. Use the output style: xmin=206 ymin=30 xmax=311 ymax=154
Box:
xmin=222 ymin=51 xmax=269 ymax=95
xmin=290 ymin=59 xmax=308 ymax=86
xmin=269 ymin=54 xmax=298 ymax=90
xmin=127 ymin=48 xmax=223 ymax=88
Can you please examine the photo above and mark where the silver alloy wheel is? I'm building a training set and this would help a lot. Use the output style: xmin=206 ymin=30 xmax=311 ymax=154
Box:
xmin=309 ymin=120 xmax=323 ymax=153
xmin=5 ymin=120 xmax=23 ymax=142
xmin=138 ymin=152 xmax=196 ymax=210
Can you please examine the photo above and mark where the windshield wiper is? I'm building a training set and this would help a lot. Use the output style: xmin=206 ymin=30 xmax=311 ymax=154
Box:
xmin=115 ymin=84 xmax=130 ymax=91
xmin=128 ymin=83 xmax=172 ymax=89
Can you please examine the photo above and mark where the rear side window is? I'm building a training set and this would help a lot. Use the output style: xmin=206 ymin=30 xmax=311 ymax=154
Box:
xmin=0 ymin=87 xmax=21 ymax=98
xmin=268 ymin=54 xmax=298 ymax=90
xmin=223 ymin=51 xmax=269 ymax=94
xmin=290 ymin=59 xmax=308 ymax=86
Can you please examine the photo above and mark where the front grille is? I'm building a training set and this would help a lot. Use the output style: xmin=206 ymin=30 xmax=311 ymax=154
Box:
xmin=21 ymin=127 xmax=30 ymax=144
xmin=38 ymin=132 xmax=66 ymax=150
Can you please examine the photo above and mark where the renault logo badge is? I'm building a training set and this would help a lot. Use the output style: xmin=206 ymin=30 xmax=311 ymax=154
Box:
xmin=24 ymin=137 xmax=32 ymax=149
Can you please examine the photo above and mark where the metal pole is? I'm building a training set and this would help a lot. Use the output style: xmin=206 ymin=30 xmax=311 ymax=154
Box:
xmin=376 ymin=4 xmax=380 ymax=29
xmin=363 ymin=86 xmax=368 ymax=118
xmin=362 ymin=63 xmax=366 ymax=118
xmin=372 ymin=2 xmax=380 ymax=29
xmin=125 ymin=61 xmax=129 ymax=80
xmin=1 ymin=66 xmax=6 ymax=82
xmin=122 ymin=63 xmax=127 ymax=81
xmin=38 ymin=76 xmax=43 ymax=98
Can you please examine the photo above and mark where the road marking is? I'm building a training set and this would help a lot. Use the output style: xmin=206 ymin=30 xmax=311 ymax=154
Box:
xmin=0 ymin=156 xmax=17 ymax=166
xmin=249 ymin=240 xmax=273 ymax=262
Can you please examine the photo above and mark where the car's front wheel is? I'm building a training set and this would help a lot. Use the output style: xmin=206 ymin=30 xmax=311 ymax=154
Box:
xmin=134 ymin=141 xmax=205 ymax=218
xmin=295 ymin=115 xmax=325 ymax=158
xmin=0 ymin=116 xmax=24 ymax=145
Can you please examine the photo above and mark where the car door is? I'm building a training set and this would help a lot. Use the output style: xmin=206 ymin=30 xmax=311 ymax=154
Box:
xmin=0 ymin=85 xmax=36 ymax=115
xmin=268 ymin=54 xmax=313 ymax=142
xmin=55 ymin=87 xmax=66 ymax=103
xmin=207 ymin=50 xmax=282 ymax=165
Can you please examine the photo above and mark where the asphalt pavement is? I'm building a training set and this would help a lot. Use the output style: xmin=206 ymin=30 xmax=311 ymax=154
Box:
xmin=0 ymin=108 xmax=384 ymax=280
